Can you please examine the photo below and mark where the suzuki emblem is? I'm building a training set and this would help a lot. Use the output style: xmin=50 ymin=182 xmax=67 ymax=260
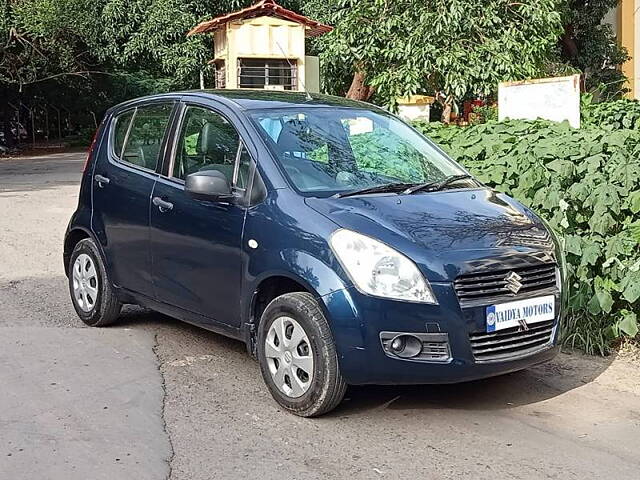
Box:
xmin=504 ymin=271 xmax=523 ymax=294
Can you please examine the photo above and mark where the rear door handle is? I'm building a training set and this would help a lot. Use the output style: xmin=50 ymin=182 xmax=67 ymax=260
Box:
xmin=152 ymin=196 xmax=173 ymax=213
xmin=94 ymin=174 xmax=110 ymax=187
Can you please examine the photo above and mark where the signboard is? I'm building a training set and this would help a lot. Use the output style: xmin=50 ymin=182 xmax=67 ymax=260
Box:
xmin=498 ymin=74 xmax=581 ymax=128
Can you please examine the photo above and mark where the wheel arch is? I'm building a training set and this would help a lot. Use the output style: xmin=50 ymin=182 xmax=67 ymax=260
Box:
xmin=63 ymin=227 xmax=105 ymax=277
xmin=248 ymin=274 xmax=314 ymax=347
xmin=245 ymin=270 xmax=342 ymax=358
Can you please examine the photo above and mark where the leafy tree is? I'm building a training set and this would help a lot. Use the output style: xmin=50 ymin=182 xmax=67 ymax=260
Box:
xmin=98 ymin=0 xmax=303 ymax=88
xmin=304 ymin=0 xmax=564 ymax=121
xmin=1 ymin=0 xmax=304 ymax=139
xmin=559 ymin=0 xmax=629 ymax=100
xmin=0 ymin=0 xmax=103 ymax=88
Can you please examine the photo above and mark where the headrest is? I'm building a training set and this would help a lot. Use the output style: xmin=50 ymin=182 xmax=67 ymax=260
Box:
xmin=197 ymin=122 xmax=216 ymax=155
xmin=276 ymin=119 xmax=324 ymax=154
xmin=197 ymin=120 xmax=237 ymax=157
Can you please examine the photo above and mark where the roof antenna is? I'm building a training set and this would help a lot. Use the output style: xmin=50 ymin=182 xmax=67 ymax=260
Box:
xmin=273 ymin=38 xmax=313 ymax=101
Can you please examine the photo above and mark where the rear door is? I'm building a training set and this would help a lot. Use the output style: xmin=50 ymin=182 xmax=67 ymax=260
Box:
xmin=150 ymin=101 xmax=253 ymax=327
xmin=91 ymin=102 xmax=174 ymax=297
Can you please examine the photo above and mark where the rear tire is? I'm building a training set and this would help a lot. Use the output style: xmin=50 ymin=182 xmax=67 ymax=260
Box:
xmin=68 ymin=238 xmax=122 ymax=327
xmin=257 ymin=292 xmax=347 ymax=417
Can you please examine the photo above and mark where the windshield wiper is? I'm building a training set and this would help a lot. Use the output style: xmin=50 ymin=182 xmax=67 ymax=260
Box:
xmin=403 ymin=174 xmax=474 ymax=195
xmin=334 ymin=182 xmax=414 ymax=198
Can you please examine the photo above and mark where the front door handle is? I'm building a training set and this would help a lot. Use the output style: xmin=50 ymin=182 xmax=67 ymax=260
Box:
xmin=94 ymin=174 xmax=110 ymax=187
xmin=152 ymin=196 xmax=174 ymax=213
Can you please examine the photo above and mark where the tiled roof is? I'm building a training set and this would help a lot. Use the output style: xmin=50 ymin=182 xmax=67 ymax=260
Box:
xmin=187 ymin=0 xmax=333 ymax=37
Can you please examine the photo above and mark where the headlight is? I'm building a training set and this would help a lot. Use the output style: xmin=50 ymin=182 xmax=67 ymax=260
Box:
xmin=329 ymin=229 xmax=437 ymax=304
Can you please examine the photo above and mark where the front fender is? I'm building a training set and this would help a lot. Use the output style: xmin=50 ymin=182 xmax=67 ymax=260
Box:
xmin=243 ymin=249 xmax=365 ymax=360
xmin=241 ymin=190 xmax=365 ymax=365
xmin=244 ymin=249 xmax=352 ymax=318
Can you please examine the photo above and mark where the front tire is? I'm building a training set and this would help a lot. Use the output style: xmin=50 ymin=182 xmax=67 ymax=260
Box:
xmin=257 ymin=292 xmax=347 ymax=417
xmin=68 ymin=238 xmax=122 ymax=327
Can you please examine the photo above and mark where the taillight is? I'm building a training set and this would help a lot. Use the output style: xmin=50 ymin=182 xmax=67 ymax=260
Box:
xmin=83 ymin=128 xmax=100 ymax=172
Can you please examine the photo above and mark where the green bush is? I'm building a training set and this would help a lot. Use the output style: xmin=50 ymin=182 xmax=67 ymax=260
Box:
xmin=414 ymin=118 xmax=640 ymax=354
xmin=581 ymin=95 xmax=640 ymax=131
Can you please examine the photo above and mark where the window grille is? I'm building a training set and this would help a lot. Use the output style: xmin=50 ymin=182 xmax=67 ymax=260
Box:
xmin=238 ymin=58 xmax=297 ymax=90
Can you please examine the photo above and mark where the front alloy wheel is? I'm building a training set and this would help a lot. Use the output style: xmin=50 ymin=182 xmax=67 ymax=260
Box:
xmin=264 ymin=316 xmax=314 ymax=398
xmin=257 ymin=292 xmax=347 ymax=417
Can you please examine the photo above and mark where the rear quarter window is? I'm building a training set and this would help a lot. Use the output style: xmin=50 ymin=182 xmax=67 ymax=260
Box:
xmin=112 ymin=110 xmax=134 ymax=158
xmin=111 ymin=103 xmax=173 ymax=171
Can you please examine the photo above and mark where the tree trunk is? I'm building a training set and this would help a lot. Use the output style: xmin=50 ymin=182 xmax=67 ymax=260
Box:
xmin=346 ymin=71 xmax=374 ymax=101
xmin=441 ymin=103 xmax=452 ymax=124
xmin=560 ymin=23 xmax=578 ymax=60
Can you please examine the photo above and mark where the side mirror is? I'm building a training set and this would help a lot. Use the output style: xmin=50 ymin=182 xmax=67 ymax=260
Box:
xmin=185 ymin=170 xmax=233 ymax=201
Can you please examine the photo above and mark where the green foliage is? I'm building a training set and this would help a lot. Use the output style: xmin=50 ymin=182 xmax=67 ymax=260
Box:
xmin=559 ymin=0 xmax=629 ymax=100
xmin=0 ymin=0 xmax=102 ymax=86
xmin=349 ymin=130 xmax=436 ymax=182
xmin=414 ymin=118 xmax=640 ymax=353
xmin=581 ymin=94 xmax=640 ymax=131
xmin=304 ymin=0 xmax=563 ymax=107
xmin=469 ymin=104 xmax=499 ymax=125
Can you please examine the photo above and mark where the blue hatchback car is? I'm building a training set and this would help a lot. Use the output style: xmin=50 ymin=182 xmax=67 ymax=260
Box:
xmin=64 ymin=90 xmax=565 ymax=416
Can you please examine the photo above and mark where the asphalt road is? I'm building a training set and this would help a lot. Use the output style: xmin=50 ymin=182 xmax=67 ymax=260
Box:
xmin=1 ymin=152 xmax=639 ymax=480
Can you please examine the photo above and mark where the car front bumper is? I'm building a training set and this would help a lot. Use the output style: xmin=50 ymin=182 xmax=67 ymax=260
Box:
xmin=321 ymin=283 xmax=563 ymax=385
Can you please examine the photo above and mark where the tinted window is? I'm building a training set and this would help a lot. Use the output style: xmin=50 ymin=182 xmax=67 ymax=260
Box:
xmin=113 ymin=110 xmax=134 ymax=158
xmin=249 ymin=108 xmax=467 ymax=195
xmin=120 ymin=104 xmax=172 ymax=171
xmin=235 ymin=144 xmax=252 ymax=190
xmin=173 ymin=106 xmax=240 ymax=184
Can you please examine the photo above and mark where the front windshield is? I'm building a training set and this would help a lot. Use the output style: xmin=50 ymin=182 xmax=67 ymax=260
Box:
xmin=248 ymin=107 xmax=471 ymax=196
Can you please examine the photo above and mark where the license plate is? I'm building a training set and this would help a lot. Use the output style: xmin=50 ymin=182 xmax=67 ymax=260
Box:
xmin=486 ymin=295 xmax=555 ymax=332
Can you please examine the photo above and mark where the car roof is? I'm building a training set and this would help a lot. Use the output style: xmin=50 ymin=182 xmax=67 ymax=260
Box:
xmin=112 ymin=90 xmax=386 ymax=113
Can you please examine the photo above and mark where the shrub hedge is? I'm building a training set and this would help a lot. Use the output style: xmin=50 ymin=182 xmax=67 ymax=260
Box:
xmin=413 ymin=118 xmax=640 ymax=354
xmin=581 ymin=96 xmax=640 ymax=131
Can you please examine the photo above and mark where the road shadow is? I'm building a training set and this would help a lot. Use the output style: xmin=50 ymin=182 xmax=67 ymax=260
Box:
xmin=116 ymin=306 xmax=247 ymax=355
xmin=0 ymin=154 xmax=84 ymax=193
xmin=331 ymin=350 xmax=614 ymax=416
xmin=114 ymin=306 xmax=614 ymax=416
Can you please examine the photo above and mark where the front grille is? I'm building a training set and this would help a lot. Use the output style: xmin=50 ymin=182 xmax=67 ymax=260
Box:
xmin=469 ymin=320 xmax=555 ymax=362
xmin=418 ymin=340 xmax=451 ymax=362
xmin=455 ymin=263 xmax=557 ymax=307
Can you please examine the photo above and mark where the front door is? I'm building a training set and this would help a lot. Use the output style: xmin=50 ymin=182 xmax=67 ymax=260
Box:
xmin=91 ymin=102 xmax=174 ymax=297
xmin=150 ymin=104 xmax=251 ymax=327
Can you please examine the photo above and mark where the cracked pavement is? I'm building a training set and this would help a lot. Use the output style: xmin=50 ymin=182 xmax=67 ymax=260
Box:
xmin=1 ymin=152 xmax=639 ymax=479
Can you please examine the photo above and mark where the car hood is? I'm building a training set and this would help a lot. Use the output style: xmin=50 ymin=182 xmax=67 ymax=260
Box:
xmin=305 ymin=188 xmax=557 ymax=282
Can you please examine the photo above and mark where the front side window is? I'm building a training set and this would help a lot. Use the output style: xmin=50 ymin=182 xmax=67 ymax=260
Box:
xmin=249 ymin=107 xmax=469 ymax=195
xmin=172 ymin=106 xmax=245 ymax=187
xmin=112 ymin=104 xmax=173 ymax=171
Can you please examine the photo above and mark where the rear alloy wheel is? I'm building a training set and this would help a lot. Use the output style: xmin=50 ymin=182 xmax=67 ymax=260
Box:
xmin=257 ymin=292 xmax=347 ymax=417
xmin=72 ymin=253 xmax=99 ymax=312
xmin=68 ymin=238 xmax=122 ymax=327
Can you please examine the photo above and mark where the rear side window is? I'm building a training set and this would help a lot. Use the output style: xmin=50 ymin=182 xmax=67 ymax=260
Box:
xmin=111 ymin=104 xmax=173 ymax=171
